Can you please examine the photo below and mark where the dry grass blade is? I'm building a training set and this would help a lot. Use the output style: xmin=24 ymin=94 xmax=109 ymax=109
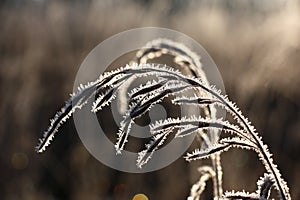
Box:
xmin=134 ymin=38 xmax=204 ymax=78
xmin=188 ymin=166 xmax=216 ymax=200
xmin=36 ymin=38 xmax=291 ymax=200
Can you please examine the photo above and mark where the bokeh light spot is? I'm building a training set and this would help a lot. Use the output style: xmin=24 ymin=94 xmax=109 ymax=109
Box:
xmin=132 ymin=193 xmax=149 ymax=200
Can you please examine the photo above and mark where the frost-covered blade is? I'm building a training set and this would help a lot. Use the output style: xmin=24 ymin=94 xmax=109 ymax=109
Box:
xmin=185 ymin=143 xmax=231 ymax=162
xmin=172 ymin=95 xmax=221 ymax=106
xmin=137 ymin=128 xmax=173 ymax=168
xmin=129 ymin=79 xmax=167 ymax=101
xmin=256 ymin=173 xmax=274 ymax=199
xmin=222 ymin=190 xmax=259 ymax=200
xmin=35 ymin=82 xmax=98 ymax=153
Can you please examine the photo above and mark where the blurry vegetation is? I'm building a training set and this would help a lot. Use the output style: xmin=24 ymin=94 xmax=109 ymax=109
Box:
xmin=0 ymin=0 xmax=299 ymax=199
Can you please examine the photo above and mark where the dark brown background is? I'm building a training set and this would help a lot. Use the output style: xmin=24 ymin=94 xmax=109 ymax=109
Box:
xmin=1 ymin=0 xmax=299 ymax=199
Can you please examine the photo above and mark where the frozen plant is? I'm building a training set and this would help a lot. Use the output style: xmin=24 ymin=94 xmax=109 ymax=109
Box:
xmin=36 ymin=39 xmax=291 ymax=200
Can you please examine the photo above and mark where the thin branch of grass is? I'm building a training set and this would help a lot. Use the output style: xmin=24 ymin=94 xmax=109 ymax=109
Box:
xmin=36 ymin=39 xmax=291 ymax=200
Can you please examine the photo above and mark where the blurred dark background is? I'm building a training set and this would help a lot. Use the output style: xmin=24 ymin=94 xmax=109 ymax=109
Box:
xmin=1 ymin=0 xmax=299 ymax=199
